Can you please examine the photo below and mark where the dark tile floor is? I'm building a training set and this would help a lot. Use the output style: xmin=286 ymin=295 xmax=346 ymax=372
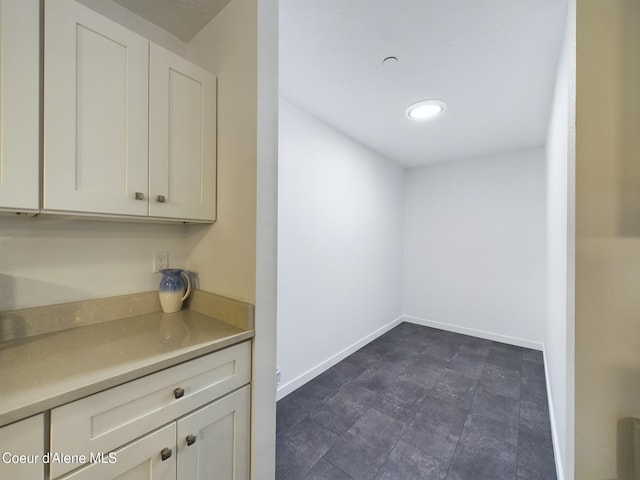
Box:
xmin=276 ymin=322 xmax=556 ymax=480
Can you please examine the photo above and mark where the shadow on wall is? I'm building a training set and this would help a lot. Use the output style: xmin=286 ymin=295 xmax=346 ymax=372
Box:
xmin=618 ymin=417 xmax=640 ymax=479
xmin=619 ymin=0 xmax=640 ymax=237
xmin=0 ymin=274 xmax=91 ymax=313
xmin=0 ymin=274 xmax=15 ymax=313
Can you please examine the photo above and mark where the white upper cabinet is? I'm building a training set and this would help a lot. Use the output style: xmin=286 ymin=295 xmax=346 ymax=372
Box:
xmin=149 ymin=44 xmax=216 ymax=222
xmin=44 ymin=0 xmax=150 ymax=217
xmin=43 ymin=0 xmax=217 ymax=222
xmin=0 ymin=0 xmax=40 ymax=213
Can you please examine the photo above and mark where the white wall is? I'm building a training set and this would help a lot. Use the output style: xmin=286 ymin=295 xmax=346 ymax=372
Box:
xmin=0 ymin=0 xmax=262 ymax=312
xmin=0 ymin=216 xmax=187 ymax=310
xmin=185 ymin=0 xmax=258 ymax=304
xmin=0 ymin=1 xmax=192 ymax=312
xmin=403 ymin=148 xmax=547 ymax=349
xmin=254 ymin=0 xmax=279 ymax=476
xmin=545 ymin=2 xmax=575 ymax=479
xmin=187 ymin=2 xmax=279 ymax=478
xmin=575 ymin=0 xmax=640 ymax=477
xmin=277 ymin=98 xmax=405 ymax=398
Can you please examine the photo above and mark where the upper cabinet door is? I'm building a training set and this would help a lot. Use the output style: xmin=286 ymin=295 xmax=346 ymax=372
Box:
xmin=0 ymin=0 xmax=40 ymax=213
xmin=44 ymin=0 xmax=149 ymax=216
xmin=149 ymin=43 xmax=217 ymax=222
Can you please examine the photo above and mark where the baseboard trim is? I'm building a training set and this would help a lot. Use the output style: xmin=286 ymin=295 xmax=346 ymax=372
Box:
xmin=542 ymin=347 xmax=565 ymax=480
xmin=401 ymin=315 xmax=544 ymax=351
xmin=276 ymin=316 xmax=404 ymax=401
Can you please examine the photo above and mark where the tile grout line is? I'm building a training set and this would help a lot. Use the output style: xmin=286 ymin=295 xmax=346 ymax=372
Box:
xmin=300 ymin=415 xmax=349 ymax=479
xmin=311 ymin=337 xmax=414 ymax=480
xmin=515 ymin=349 xmax=524 ymax=480
xmin=515 ymin=350 xmax=524 ymax=480
xmin=322 ymin=457 xmax=357 ymax=480
xmin=369 ymin=341 xmax=431 ymax=480
xmin=372 ymin=334 xmax=450 ymax=480
xmin=365 ymin=335 xmax=444 ymax=479
xmin=371 ymin=419 xmax=409 ymax=479
xmin=277 ymin=326 xmax=554 ymax=480
xmin=442 ymin=343 xmax=490 ymax=480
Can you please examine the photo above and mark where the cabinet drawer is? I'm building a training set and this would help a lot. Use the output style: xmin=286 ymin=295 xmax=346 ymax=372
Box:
xmin=50 ymin=342 xmax=250 ymax=478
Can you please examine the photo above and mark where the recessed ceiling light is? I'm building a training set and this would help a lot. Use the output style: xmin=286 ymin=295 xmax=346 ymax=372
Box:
xmin=406 ymin=100 xmax=446 ymax=121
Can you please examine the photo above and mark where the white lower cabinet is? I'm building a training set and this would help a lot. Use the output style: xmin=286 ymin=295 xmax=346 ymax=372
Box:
xmin=58 ymin=387 xmax=250 ymax=480
xmin=0 ymin=414 xmax=45 ymax=480
xmin=57 ymin=423 xmax=177 ymax=480
xmin=49 ymin=343 xmax=251 ymax=480
xmin=177 ymin=386 xmax=250 ymax=480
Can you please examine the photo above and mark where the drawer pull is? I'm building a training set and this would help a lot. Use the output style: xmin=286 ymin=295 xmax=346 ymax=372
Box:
xmin=160 ymin=447 xmax=172 ymax=461
xmin=173 ymin=387 xmax=185 ymax=399
xmin=156 ymin=195 xmax=166 ymax=203
xmin=186 ymin=434 xmax=197 ymax=446
xmin=134 ymin=192 xmax=145 ymax=200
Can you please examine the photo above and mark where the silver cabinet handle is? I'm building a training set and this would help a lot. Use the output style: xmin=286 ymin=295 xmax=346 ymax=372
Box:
xmin=156 ymin=195 xmax=166 ymax=203
xmin=134 ymin=192 xmax=145 ymax=200
xmin=186 ymin=434 xmax=197 ymax=446
xmin=160 ymin=447 xmax=172 ymax=461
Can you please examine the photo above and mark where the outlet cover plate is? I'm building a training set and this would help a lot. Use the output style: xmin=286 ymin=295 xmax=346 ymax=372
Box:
xmin=153 ymin=251 xmax=168 ymax=273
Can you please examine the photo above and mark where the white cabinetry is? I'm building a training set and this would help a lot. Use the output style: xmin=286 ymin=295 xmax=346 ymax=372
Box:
xmin=0 ymin=0 xmax=40 ymax=213
xmin=58 ymin=387 xmax=250 ymax=480
xmin=58 ymin=424 xmax=177 ymax=480
xmin=149 ymin=44 xmax=216 ymax=221
xmin=177 ymin=387 xmax=250 ymax=480
xmin=44 ymin=0 xmax=149 ymax=217
xmin=0 ymin=414 xmax=45 ymax=480
xmin=44 ymin=0 xmax=217 ymax=222
xmin=50 ymin=342 xmax=250 ymax=479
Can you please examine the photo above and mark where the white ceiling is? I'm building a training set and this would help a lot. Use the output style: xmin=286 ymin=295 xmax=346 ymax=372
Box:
xmin=114 ymin=0 xmax=231 ymax=41
xmin=112 ymin=0 xmax=568 ymax=166
xmin=280 ymin=0 xmax=568 ymax=167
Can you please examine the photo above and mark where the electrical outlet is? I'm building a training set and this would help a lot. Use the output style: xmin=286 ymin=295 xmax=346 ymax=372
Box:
xmin=153 ymin=251 xmax=168 ymax=273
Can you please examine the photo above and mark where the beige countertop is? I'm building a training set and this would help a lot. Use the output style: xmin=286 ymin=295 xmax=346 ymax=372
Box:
xmin=0 ymin=291 xmax=254 ymax=427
